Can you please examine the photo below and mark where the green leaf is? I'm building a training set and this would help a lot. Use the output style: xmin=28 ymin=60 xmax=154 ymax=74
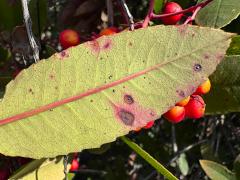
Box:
xmin=227 ymin=36 xmax=240 ymax=55
xmin=200 ymin=160 xmax=236 ymax=180
xmin=154 ymin=0 xmax=164 ymax=14
xmin=205 ymin=55 xmax=240 ymax=114
xmin=121 ymin=136 xmax=178 ymax=180
xmin=196 ymin=0 xmax=240 ymax=28
xmin=234 ymin=154 xmax=240 ymax=180
xmin=10 ymin=157 xmax=67 ymax=180
xmin=177 ymin=153 xmax=189 ymax=176
xmin=0 ymin=25 xmax=233 ymax=158
xmin=0 ymin=1 xmax=22 ymax=30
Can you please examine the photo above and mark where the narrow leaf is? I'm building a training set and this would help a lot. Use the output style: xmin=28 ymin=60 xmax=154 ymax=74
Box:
xmin=200 ymin=160 xmax=236 ymax=180
xmin=121 ymin=136 xmax=178 ymax=180
xmin=0 ymin=25 xmax=233 ymax=158
xmin=196 ymin=0 xmax=240 ymax=28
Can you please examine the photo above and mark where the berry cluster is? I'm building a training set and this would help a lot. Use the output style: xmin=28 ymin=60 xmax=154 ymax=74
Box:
xmin=163 ymin=78 xmax=211 ymax=123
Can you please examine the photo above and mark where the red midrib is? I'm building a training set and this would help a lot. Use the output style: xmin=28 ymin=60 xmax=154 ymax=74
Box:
xmin=0 ymin=63 xmax=163 ymax=126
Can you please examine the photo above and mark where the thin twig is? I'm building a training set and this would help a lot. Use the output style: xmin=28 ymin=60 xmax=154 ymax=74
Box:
xmin=21 ymin=0 xmax=39 ymax=63
xmin=171 ymin=124 xmax=178 ymax=155
xmin=184 ymin=6 xmax=202 ymax=25
xmin=63 ymin=155 xmax=68 ymax=180
xmin=118 ymin=0 xmax=135 ymax=30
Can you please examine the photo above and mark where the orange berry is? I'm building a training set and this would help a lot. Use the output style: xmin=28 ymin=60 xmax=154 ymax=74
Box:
xmin=144 ymin=121 xmax=155 ymax=129
xmin=99 ymin=27 xmax=118 ymax=36
xmin=163 ymin=106 xmax=185 ymax=123
xmin=185 ymin=95 xmax=205 ymax=119
xmin=194 ymin=78 xmax=211 ymax=95
xmin=176 ymin=96 xmax=190 ymax=107
xmin=59 ymin=29 xmax=80 ymax=49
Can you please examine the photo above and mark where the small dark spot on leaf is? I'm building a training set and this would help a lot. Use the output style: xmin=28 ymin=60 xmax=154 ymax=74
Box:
xmin=50 ymin=109 xmax=53 ymax=111
xmin=28 ymin=88 xmax=34 ymax=95
xmin=100 ymin=57 xmax=104 ymax=60
xmin=112 ymin=89 xmax=115 ymax=93
xmin=143 ymin=77 xmax=146 ymax=79
xmin=90 ymin=99 xmax=94 ymax=102
xmin=55 ymin=86 xmax=58 ymax=90
xmin=176 ymin=90 xmax=185 ymax=97
xmin=49 ymin=74 xmax=55 ymax=79
xmin=123 ymin=86 xmax=126 ymax=89
xmin=193 ymin=64 xmax=202 ymax=72
xmin=118 ymin=110 xmax=135 ymax=126
xmin=124 ymin=95 xmax=134 ymax=104
xmin=129 ymin=42 xmax=133 ymax=46
xmin=108 ymin=75 xmax=112 ymax=79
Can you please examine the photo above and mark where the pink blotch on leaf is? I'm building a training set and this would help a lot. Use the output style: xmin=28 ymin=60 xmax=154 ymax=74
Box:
xmin=101 ymin=39 xmax=113 ymax=51
xmin=55 ymin=50 xmax=70 ymax=60
xmin=110 ymin=95 xmax=158 ymax=130
xmin=86 ymin=40 xmax=100 ymax=56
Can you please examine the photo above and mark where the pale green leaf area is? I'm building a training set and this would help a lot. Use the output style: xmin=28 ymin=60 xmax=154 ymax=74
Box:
xmin=10 ymin=157 xmax=68 ymax=180
xmin=0 ymin=25 xmax=233 ymax=158
xmin=177 ymin=153 xmax=189 ymax=176
xmin=196 ymin=0 xmax=240 ymax=28
xmin=200 ymin=160 xmax=236 ymax=180
xmin=205 ymin=55 xmax=240 ymax=114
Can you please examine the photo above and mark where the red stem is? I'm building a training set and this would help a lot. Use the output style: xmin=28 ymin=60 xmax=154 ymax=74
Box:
xmin=184 ymin=6 xmax=202 ymax=25
xmin=142 ymin=0 xmax=155 ymax=28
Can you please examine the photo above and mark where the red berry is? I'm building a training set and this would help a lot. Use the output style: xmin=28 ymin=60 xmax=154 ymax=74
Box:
xmin=163 ymin=106 xmax=185 ymax=123
xmin=144 ymin=121 xmax=155 ymax=129
xmin=59 ymin=29 xmax=80 ymax=49
xmin=185 ymin=95 xmax=205 ymax=119
xmin=194 ymin=78 xmax=211 ymax=95
xmin=161 ymin=2 xmax=183 ymax=25
xmin=99 ymin=27 xmax=118 ymax=36
xmin=70 ymin=159 xmax=79 ymax=171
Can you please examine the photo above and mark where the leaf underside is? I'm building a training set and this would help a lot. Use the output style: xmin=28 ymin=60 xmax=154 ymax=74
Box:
xmin=0 ymin=25 xmax=233 ymax=158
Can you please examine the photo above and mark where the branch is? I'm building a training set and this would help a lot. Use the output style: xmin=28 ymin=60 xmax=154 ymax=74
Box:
xmin=21 ymin=0 xmax=39 ymax=63
xmin=142 ymin=0 xmax=155 ymax=28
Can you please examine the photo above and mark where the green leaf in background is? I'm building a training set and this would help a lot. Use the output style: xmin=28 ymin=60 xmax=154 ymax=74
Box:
xmin=227 ymin=36 xmax=240 ymax=55
xmin=0 ymin=0 xmax=22 ymax=31
xmin=195 ymin=0 xmax=240 ymax=28
xmin=205 ymin=55 xmax=240 ymax=114
xmin=0 ymin=25 xmax=233 ymax=158
xmin=10 ymin=157 xmax=68 ymax=180
xmin=177 ymin=153 xmax=189 ymax=176
xmin=200 ymin=160 xmax=236 ymax=180
xmin=234 ymin=154 xmax=240 ymax=180
xmin=154 ymin=0 xmax=164 ymax=14
xmin=29 ymin=0 xmax=48 ymax=36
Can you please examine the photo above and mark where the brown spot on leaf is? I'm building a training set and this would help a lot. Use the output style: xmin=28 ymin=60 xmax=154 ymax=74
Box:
xmin=55 ymin=50 xmax=69 ymax=60
xmin=118 ymin=110 xmax=135 ymax=126
xmin=204 ymin=54 xmax=210 ymax=59
xmin=28 ymin=88 xmax=34 ymax=95
xmin=49 ymin=74 xmax=55 ymax=79
xmin=128 ymin=42 xmax=133 ymax=46
xmin=86 ymin=40 xmax=100 ymax=56
xmin=124 ymin=95 xmax=134 ymax=105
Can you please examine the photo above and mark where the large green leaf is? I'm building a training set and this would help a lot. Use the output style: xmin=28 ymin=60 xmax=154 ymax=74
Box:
xmin=205 ymin=55 xmax=240 ymax=114
xmin=195 ymin=0 xmax=240 ymax=28
xmin=0 ymin=25 xmax=233 ymax=158
xmin=200 ymin=160 xmax=236 ymax=180
xmin=10 ymin=157 xmax=68 ymax=180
